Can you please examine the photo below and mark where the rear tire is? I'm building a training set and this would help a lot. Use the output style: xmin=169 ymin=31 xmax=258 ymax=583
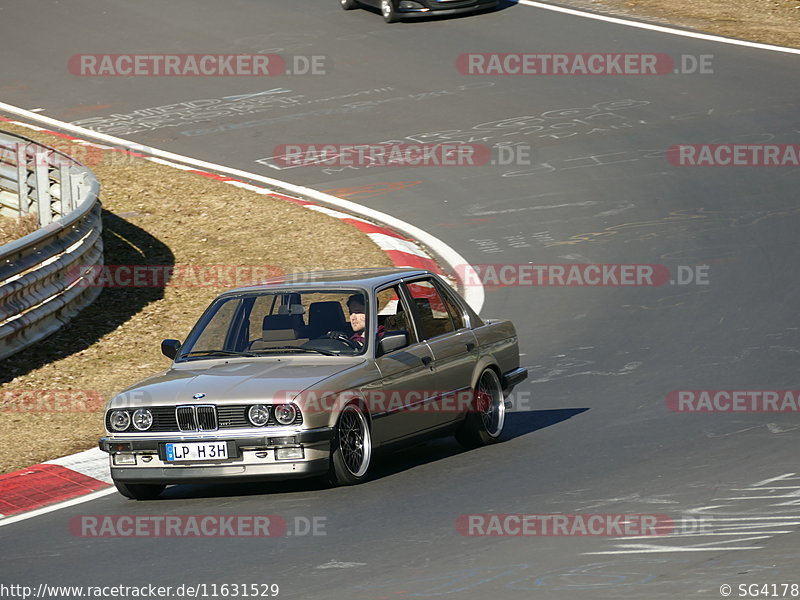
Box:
xmin=381 ymin=0 xmax=398 ymax=23
xmin=340 ymin=0 xmax=359 ymax=9
xmin=455 ymin=368 xmax=505 ymax=448
xmin=114 ymin=481 xmax=166 ymax=500
xmin=328 ymin=403 xmax=372 ymax=486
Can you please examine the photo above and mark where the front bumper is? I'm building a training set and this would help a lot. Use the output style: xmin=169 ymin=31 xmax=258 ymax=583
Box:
xmin=398 ymin=0 xmax=498 ymax=18
xmin=100 ymin=427 xmax=332 ymax=484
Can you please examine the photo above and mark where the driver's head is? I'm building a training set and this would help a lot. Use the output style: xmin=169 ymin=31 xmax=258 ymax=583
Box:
xmin=346 ymin=294 xmax=366 ymax=334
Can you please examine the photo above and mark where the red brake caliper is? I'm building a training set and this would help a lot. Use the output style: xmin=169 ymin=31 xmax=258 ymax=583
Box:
xmin=475 ymin=389 xmax=491 ymax=414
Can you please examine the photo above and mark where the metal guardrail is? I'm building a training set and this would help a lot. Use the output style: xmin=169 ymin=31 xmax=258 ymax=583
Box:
xmin=0 ymin=131 xmax=103 ymax=361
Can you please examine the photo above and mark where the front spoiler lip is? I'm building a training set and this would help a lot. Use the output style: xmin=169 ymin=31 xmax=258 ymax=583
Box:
xmin=99 ymin=427 xmax=333 ymax=453
xmin=398 ymin=0 xmax=498 ymax=16
xmin=110 ymin=457 xmax=330 ymax=484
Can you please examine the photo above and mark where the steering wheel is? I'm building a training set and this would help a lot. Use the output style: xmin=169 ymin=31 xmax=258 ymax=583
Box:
xmin=322 ymin=331 xmax=361 ymax=350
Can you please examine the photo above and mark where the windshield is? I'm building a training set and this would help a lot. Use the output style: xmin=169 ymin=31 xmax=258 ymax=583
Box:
xmin=178 ymin=289 xmax=369 ymax=360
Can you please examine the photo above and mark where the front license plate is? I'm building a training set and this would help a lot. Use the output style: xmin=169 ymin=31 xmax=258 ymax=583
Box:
xmin=165 ymin=441 xmax=228 ymax=462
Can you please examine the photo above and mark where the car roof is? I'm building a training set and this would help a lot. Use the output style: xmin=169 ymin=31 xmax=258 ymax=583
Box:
xmin=219 ymin=267 xmax=432 ymax=296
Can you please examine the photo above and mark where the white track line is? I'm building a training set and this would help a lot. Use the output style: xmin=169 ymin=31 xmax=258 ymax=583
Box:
xmin=517 ymin=1 xmax=800 ymax=55
xmin=0 ymin=488 xmax=117 ymax=528
xmin=2 ymin=2 xmax=793 ymax=525
xmin=0 ymin=102 xmax=484 ymax=313
xmin=0 ymin=100 xmax=486 ymax=523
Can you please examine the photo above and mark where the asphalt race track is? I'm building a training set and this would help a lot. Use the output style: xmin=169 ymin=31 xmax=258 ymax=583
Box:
xmin=1 ymin=1 xmax=799 ymax=598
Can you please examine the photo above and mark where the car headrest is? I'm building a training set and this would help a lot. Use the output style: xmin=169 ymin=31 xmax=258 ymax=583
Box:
xmin=278 ymin=304 xmax=305 ymax=316
xmin=413 ymin=297 xmax=433 ymax=318
xmin=308 ymin=301 xmax=346 ymax=322
xmin=262 ymin=314 xmax=299 ymax=341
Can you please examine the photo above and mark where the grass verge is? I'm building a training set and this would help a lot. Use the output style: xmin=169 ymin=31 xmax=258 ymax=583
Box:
xmin=0 ymin=120 xmax=393 ymax=474
xmin=552 ymin=0 xmax=800 ymax=48
xmin=0 ymin=213 xmax=37 ymax=246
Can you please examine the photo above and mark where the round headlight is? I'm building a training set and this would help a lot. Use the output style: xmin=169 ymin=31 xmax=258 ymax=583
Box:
xmin=248 ymin=404 xmax=270 ymax=427
xmin=132 ymin=409 xmax=153 ymax=431
xmin=274 ymin=403 xmax=298 ymax=425
xmin=109 ymin=410 xmax=131 ymax=432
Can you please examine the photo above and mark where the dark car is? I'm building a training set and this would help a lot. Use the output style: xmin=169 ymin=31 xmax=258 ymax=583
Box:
xmin=341 ymin=0 xmax=499 ymax=23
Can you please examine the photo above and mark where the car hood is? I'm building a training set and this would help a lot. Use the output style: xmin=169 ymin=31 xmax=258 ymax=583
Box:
xmin=109 ymin=357 xmax=367 ymax=408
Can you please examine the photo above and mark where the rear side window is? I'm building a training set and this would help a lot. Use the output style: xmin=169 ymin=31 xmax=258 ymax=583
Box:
xmin=376 ymin=285 xmax=418 ymax=344
xmin=436 ymin=282 xmax=466 ymax=330
xmin=405 ymin=279 xmax=455 ymax=340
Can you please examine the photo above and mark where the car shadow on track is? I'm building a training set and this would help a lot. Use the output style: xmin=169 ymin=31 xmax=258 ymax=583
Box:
xmin=155 ymin=477 xmax=332 ymax=501
xmin=152 ymin=408 xmax=589 ymax=501
xmin=0 ymin=210 xmax=174 ymax=386
xmin=503 ymin=407 xmax=590 ymax=439
xmin=368 ymin=407 xmax=590 ymax=480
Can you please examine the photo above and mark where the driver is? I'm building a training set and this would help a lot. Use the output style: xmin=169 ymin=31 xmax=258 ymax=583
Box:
xmin=347 ymin=294 xmax=383 ymax=345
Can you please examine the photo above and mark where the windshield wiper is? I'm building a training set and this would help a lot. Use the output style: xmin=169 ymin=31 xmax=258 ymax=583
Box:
xmin=250 ymin=347 xmax=337 ymax=356
xmin=183 ymin=350 xmax=258 ymax=358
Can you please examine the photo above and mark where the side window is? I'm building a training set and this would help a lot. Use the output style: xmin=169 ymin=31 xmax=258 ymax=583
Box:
xmin=376 ymin=286 xmax=418 ymax=344
xmin=436 ymin=281 xmax=466 ymax=330
xmin=405 ymin=279 xmax=455 ymax=340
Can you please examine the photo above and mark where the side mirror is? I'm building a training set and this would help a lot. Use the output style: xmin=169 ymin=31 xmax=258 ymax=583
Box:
xmin=161 ymin=339 xmax=181 ymax=360
xmin=377 ymin=331 xmax=409 ymax=356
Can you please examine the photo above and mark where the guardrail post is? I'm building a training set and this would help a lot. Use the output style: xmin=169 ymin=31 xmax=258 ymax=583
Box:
xmin=15 ymin=142 xmax=27 ymax=217
xmin=59 ymin=162 xmax=72 ymax=216
xmin=34 ymin=149 xmax=50 ymax=226
xmin=71 ymin=172 xmax=81 ymax=214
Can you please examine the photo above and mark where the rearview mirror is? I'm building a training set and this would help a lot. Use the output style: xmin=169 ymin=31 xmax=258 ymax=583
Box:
xmin=161 ymin=339 xmax=181 ymax=360
xmin=377 ymin=331 xmax=409 ymax=356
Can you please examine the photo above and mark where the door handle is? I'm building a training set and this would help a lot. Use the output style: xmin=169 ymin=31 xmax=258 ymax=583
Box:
xmin=421 ymin=355 xmax=433 ymax=366
xmin=465 ymin=342 xmax=475 ymax=352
